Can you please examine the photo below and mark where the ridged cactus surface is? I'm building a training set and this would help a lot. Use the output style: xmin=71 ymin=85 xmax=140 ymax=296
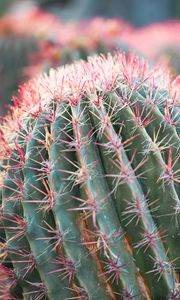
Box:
xmin=0 ymin=52 xmax=180 ymax=299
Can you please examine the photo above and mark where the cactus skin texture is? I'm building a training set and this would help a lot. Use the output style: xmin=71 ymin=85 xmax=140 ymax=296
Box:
xmin=0 ymin=52 xmax=180 ymax=299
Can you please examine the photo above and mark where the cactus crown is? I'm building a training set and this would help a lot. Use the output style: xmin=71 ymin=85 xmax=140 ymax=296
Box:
xmin=0 ymin=52 xmax=180 ymax=299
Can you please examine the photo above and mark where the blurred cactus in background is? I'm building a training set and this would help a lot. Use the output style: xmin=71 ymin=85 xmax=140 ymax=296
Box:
xmin=26 ymin=16 xmax=131 ymax=77
xmin=0 ymin=36 xmax=37 ymax=115
xmin=0 ymin=7 xmax=59 ymax=115
xmin=122 ymin=21 xmax=180 ymax=76
xmin=0 ymin=8 xmax=132 ymax=114
xmin=174 ymin=0 xmax=180 ymax=18
xmin=0 ymin=0 xmax=11 ymax=16
xmin=0 ymin=4 xmax=41 ymax=115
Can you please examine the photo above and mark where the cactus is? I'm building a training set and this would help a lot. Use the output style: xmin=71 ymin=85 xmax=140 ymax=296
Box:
xmin=0 ymin=52 xmax=180 ymax=299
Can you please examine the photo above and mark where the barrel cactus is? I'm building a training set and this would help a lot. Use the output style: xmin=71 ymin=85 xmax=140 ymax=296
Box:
xmin=0 ymin=52 xmax=179 ymax=299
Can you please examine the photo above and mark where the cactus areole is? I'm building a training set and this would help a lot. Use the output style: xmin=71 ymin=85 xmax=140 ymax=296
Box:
xmin=0 ymin=52 xmax=180 ymax=299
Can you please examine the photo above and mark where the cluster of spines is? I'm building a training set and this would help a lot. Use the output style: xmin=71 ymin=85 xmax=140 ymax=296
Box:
xmin=0 ymin=52 xmax=179 ymax=299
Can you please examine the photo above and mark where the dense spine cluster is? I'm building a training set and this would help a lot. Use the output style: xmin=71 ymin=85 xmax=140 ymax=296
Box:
xmin=0 ymin=52 xmax=179 ymax=299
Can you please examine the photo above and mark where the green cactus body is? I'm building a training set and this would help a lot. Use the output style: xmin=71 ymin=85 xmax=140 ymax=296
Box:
xmin=0 ymin=52 xmax=179 ymax=299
